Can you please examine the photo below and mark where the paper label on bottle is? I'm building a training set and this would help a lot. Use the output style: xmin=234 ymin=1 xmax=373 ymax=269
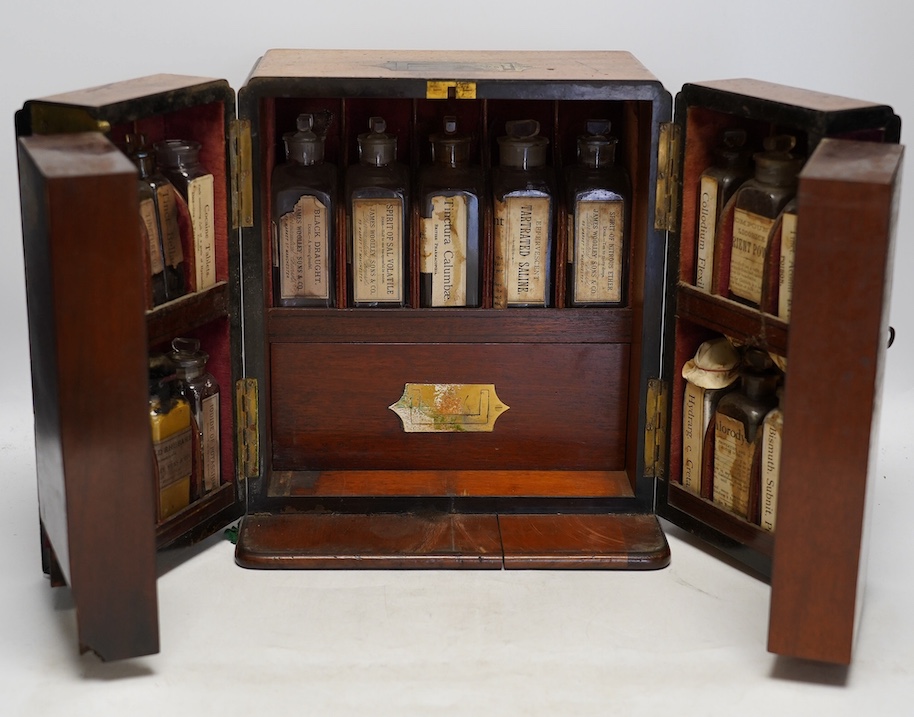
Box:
xmin=778 ymin=212 xmax=797 ymax=321
xmin=572 ymin=199 xmax=623 ymax=304
xmin=201 ymin=393 xmax=220 ymax=493
xmin=695 ymin=175 xmax=719 ymax=291
xmin=188 ymin=174 xmax=216 ymax=291
xmin=140 ymin=197 xmax=165 ymax=275
xmin=713 ymin=412 xmax=753 ymax=519
xmin=153 ymin=425 xmax=193 ymax=490
xmin=681 ymin=381 xmax=705 ymax=493
xmin=730 ymin=208 xmax=774 ymax=305
xmin=156 ymin=184 xmax=184 ymax=268
xmin=352 ymin=197 xmax=404 ymax=304
xmin=279 ymin=194 xmax=331 ymax=301
xmin=420 ymin=194 xmax=468 ymax=307
xmin=493 ymin=195 xmax=550 ymax=307
xmin=760 ymin=409 xmax=782 ymax=532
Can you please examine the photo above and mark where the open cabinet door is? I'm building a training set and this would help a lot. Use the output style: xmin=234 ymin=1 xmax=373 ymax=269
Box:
xmin=18 ymin=131 xmax=160 ymax=660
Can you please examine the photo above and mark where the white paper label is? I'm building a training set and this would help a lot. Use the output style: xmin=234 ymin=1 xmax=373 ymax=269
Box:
xmin=421 ymin=194 xmax=468 ymax=307
xmin=154 ymin=426 xmax=192 ymax=490
xmin=695 ymin=175 xmax=719 ymax=291
xmin=713 ymin=412 xmax=753 ymax=519
xmin=682 ymin=381 xmax=705 ymax=494
xmin=572 ymin=199 xmax=623 ymax=304
xmin=778 ymin=212 xmax=797 ymax=321
xmin=278 ymin=194 xmax=331 ymax=301
xmin=493 ymin=195 xmax=550 ymax=307
xmin=140 ymin=197 xmax=165 ymax=275
xmin=730 ymin=208 xmax=774 ymax=305
xmin=156 ymin=184 xmax=184 ymax=268
xmin=352 ymin=197 xmax=404 ymax=304
xmin=760 ymin=409 xmax=782 ymax=532
xmin=188 ymin=174 xmax=216 ymax=291
xmin=201 ymin=393 xmax=220 ymax=493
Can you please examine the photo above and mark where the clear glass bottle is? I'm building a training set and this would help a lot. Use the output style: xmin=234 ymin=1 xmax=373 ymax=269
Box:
xmin=418 ymin=116 xmax=483 ymax=308
xmin=155 ymin=139 xmax=217 ymax=292
xmin=148 ymin=354 xmax=192 ymax=521
xmin=694 ymin=129 xmax=752 ymax=292
xmin=345 ymin=116 xmax=409 ymax=307
xmin=728 ymin=135 xmax=803 ymax=307
xmin=169 ymin=337 xmax=221 ymax=501
xmin=132 ymin=147 xmax=186 ymax=303
xmin=565 ymin=119 xmax=631 ymax=307
xmin=492 ymin=119 xmax=555 ymax=308
xmin=271 ymin=113 xmax=337 ymax=307
xmin=711 ymin=349 xmax=781 ymax=521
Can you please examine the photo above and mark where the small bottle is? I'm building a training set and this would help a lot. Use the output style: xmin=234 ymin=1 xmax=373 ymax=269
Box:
xmin=728 ymin=135 xmax=803 ymax=307
xmin=492 ymin=119 xmax=555 ymax=308
xmin=169 ymin=337 xmax=221 ymax=500
xmin=777 ymin=198 xmax=798 ymax=321
xmin=759 ymin=386 xmax=784 ymax=532
xmin=711 ymin=349 xmax=780 ymax=521
xmin=565 ymin=119 xmax=631 ymax=306
xmin=148 ymin=355 xmax=193 ymax=521
xmin=345 ymin=116 xmax=409 ymax=307
xmin=132 ymin=147 xmax=186 ymax=303
xmin=155 ymin=140 xmax=217 ymax=293
xmin=271 ymin=113 xmax=337 ymax=307
xmin=695 ymin=129 xmax=752 ymax=292
xmin=418 ymin=116 xmax=483 ymax=308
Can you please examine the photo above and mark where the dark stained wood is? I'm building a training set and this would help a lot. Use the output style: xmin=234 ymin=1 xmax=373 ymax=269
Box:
xmin=499 ymin=514 xmax=670 ymax=569
xmin=767 ymin=139 xmax=903 ymax=664
xmin=235 ymin=513 xmax=505 ymax=569
xmin=18 ymin=133 xmax=159 ymax=660
xmin=155 ymin=481 xmax=237 ymax=548
xmin=146 ymin=281 xmax=229 ymax=348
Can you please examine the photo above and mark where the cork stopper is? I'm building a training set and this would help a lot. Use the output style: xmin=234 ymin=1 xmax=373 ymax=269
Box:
xmin=497 ymin=119 xmax=549 ymax=169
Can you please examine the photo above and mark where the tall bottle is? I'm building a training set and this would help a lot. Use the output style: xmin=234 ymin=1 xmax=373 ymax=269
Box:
xmin=155 ymin=139 xmax=217 ymax=293
xmin=169 ymin=337 xmax=221 ymax=500
xmin=565 ymin=119 xmax=631 ymax=306
xmin=728 ymin=135 xmax=803 ymax=307
xmin=711 ymin=349 xmax=781 ymax=521
xmin=127 ymin=136 xmax=167 ymax=306
xmin=271 ymin=113 xmax=337 ymax=307
xmin=418 ymin=116 xmax=483 ymax=307
xmin=148 ymin=355 xmax=192 ymax=522
xmin=345 ymin=116 xmax=409 ymax=307
xmin=695 ymin=129 xmax=752 ymax=292
xmin=492 ymin=119 xmax=555 ymax=308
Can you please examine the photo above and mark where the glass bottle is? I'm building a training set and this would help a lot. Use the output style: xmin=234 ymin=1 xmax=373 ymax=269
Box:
xmin=776 ymin=198 xmax=798 ymax=321
xmin=132 ymin=147 xmax=186 ymax=303
xmin=694 ymin=129 xmax=752 ymax=292
xmin=728 ymin=135 xmax=803 ymax=307
xmin=492 ymin=119 xmax=555 ymax=308
xmin=345 ymin=116 xmax=409 ymax=307
xmin=155 ymin=139 xmax=217 ymax=292
xmin=418 ymin=116 xmax=484 ymax=308
xmin=759 ymin=386 xmax=784 ymax=532
xmin=565 ymin=119 xmax=631 ymax=307
xmin=169 ymin=337 xmax=221 ymax=500
xmin=271 ymin=113 xmax=337 ymax=307
xmin=711 ymin=349 xmax=781 ymax=521
xmin=148 ymin=354 xmax=192 ymax=521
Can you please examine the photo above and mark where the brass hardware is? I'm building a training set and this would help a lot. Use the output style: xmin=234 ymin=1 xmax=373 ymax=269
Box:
xmin=654 ymin=122 xmax=682 ymax=233
xmin=389 ymin=383 xmax=509 ymax=433
xmin=30 ymin=104 xmax=111 ymax=135
xmin=643 ymin=378 xmax=669 ymax=478
xmin=426 ymin=80 xmax=477 ymax=100
xmin=230 ymin=119 xmax=254 ymax=229
xmin=235 ymin=378 xmax=259 ymax=480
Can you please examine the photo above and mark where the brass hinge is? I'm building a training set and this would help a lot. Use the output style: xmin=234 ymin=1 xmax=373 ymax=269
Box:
xmin=235 ymin=378 xmax=259 ymax=481
xmin=654 ymin=122 xmax=682 ymax=233
xmin=29 ymin=104 xmax=111 ymax=136
xmin=426 ymin=80 xmax=477 ymax=100
xmin=643 ymin=378 xmax=669 ymax=478
xmin=230 ymin=119 xmax=254 ymax=229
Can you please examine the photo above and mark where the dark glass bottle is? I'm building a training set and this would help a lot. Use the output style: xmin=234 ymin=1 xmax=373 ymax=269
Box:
xmin=565 ymin=119 xmax=631 ymax=307
xmin=345 ymin=116 xmax=409 ymax=307
xmin=728 ymin=135 xmax=803 ymax=307
xmin=155 ymin=139 xmax=217 ymax=292
xmin=418 ymin=116 xmax=484 ymax=307
xmin=492 ymin=119 xmax=555 ymax=308
xmin=271 ymin=113 xmax=337 ymax=307
xmin=694 ymin=129 xmax=752 ymax=292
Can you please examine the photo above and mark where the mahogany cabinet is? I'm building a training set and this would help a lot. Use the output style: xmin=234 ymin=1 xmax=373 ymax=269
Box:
xmin=15 ymin=50 xmax=902 ymax=664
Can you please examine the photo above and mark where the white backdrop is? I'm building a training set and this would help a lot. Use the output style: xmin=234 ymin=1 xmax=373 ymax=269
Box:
xmin=2 ymin=3 xmax=913 ymax=716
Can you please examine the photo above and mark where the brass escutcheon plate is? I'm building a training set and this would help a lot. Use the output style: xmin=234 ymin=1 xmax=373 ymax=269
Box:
xmin=389 ymin=383 xmax=509 ymax=433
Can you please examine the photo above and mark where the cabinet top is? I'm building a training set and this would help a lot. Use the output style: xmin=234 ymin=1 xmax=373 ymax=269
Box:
xmin=687 ymin=78 xmax=888 ymax=112
xmin=34 ymin=74 xmax=221 ymax=110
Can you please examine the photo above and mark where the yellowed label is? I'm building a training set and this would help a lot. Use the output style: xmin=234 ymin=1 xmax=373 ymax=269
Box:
xmin=188 ymin=174 xmax=216 ymax=290
xmin=493 ymin=195 xmax=550 ymax=307
xmin=156 ymin=184 xmax=184 ymax=268
xmin=279 ymin=194 xmax=330 ymax=301
xmin=730 ymin=208 xmax=774 ymax=304
xmin=681 ymin=381 xmax=704 ymax=493
xmin=713 ymin=412 xmax=753 ymax=519
xmin=421 ymin=194 xmax=468 ymax=307
xmin=154 ymin=425 xmax=193 ymax=490
xmin=389 ymin=383 xmax=509 ymax=433
xmin=760 ymin=409 xmax=782 ymax=532
xmin=139 ymin=197 xmax=165 ymax=275
xmin=695 ymin=175 xmax=718 ymax=291
xmin=572 ymin=199 xmax=623 ymax=303
xmin=778 ymin=212 xmax=797 ymax=321
xmin=201 ymin=393 xmax=220 ymax=493
xmin=352 ymin=197 xmax=404 ymax=304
